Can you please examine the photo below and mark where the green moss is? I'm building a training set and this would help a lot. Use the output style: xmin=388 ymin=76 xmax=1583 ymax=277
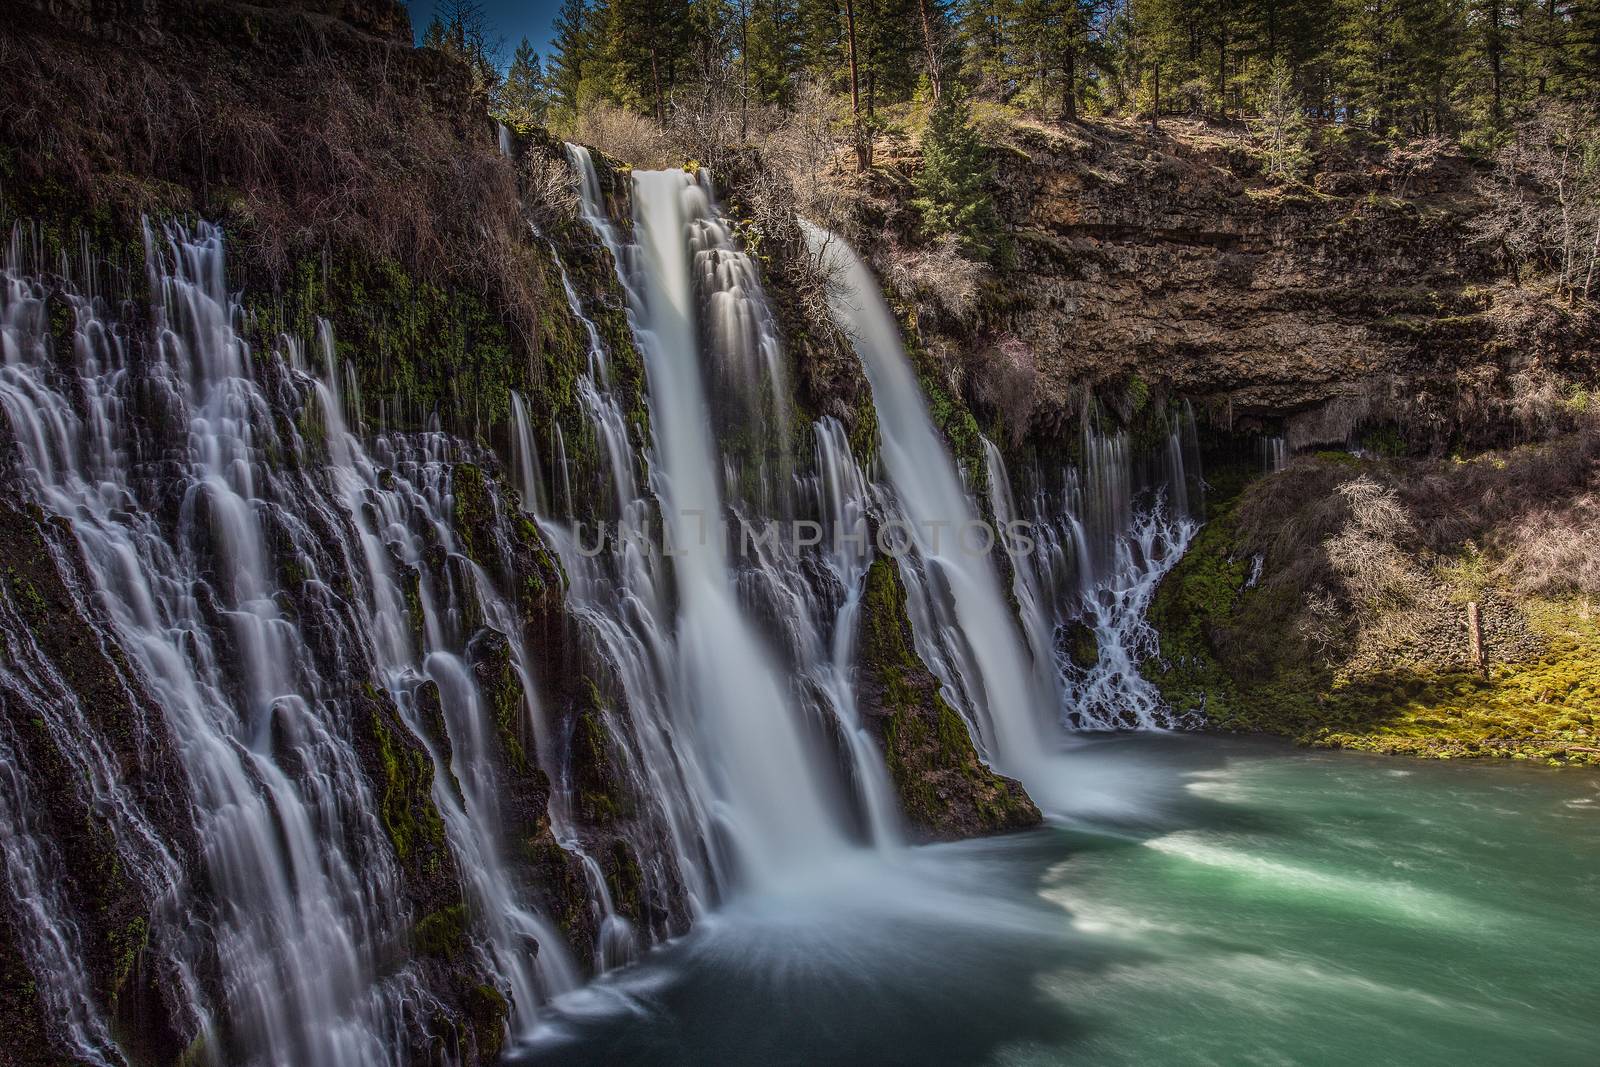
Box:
xmin=887 ymin=302 xmax=984 ymax=487
xmin=1299 ymin=603 xmax=1600 ymax=764
xmin=465 ymin=984 xmax=508 ymax=1060
xmin=5 ymin=568 xmax=48 ymax=617
xmin=450 ymin=462 xmax=498 ymax=567
xmin=413 ymin=904 xmax=469 ymax=959
xmin=604 ymin=839 xmax=645 ymax=923
xmin=467 ymin=627 xmax=554 ymax=788
xmin=0 ymin=180 xmax=149 ymax=302
xmin=1359 ymin=424 xmax=1407 ymax=458
xmin=368 ymin=699 xmax=447 ymax=862
xmin=1126 ymin=375 xmax=1151 ymax=416
xmin=1141 ymin=511 xmax=1257 ymax=722
xmin=1144 ymin=506 xmax=1600 ymax=767
xmin=106 ymin=917 xmax=148 ymax=1005
xmin=261 ymin=253 xmax=521 ymax=434
xmin=511 ymin=510 xmax=565 ymax=607
xmin=860 ymin=558 xmax=1040 ymax=836
xmin=1063 ymin=620 xmax=1100 ymax=672
xmin=571 ymin=679 xmax=628 ymax=825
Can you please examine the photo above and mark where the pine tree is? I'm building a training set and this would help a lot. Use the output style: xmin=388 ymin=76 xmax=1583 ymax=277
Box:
xmin=548 ymin=0 xmax=593 ymax=114
xmin=912 ymin=89 xmax=999 ymax=258
xmin=499 ymin=39 xmax=550 ymax=129
xmin=746 ymin=0 xmax=804 ymax=105
xmin=1251 ymin=57 xmax=1312 ymax=181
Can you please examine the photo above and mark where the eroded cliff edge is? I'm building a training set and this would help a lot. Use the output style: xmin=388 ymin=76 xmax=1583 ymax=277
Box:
xmin=855 ymin=112 xmax=1599 ymax=767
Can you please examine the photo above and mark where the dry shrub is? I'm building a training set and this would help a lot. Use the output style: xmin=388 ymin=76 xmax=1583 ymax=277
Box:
xmin=970 ymin=335 xmax=1038 ymax=441
xmin=1324 ymin=477 xmax=1434 ymax=647
xmin=1399 ymin=415 xmax=1600 ymax=551
xmin=761 ymin=79 xmax=862 ymax=234
xmin=1236 ymin=413 xmax=1600 ymax=677
xmin=575 ymin=104 xmax=679 ymax=169
xmin=880 ymin=233 xmax=986 ymax=320
xmin=1498 ymin=492 xmax=1600 ymax=598
xmin=0 ymin=5 xmax=529 ymax=302
xmin=720 ymin=79 xmax=866 ymax=335
xmin=523 ymin=152 xmax=580 ymax=231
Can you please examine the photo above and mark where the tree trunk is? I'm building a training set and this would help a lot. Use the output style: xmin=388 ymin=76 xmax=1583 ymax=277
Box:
xmin=738 ymin=0 xmax=750 ymax=142
xmin=1062 ymin=44 xmax=1078 ymax=123
xmin=1538 ymin=0 xmax=1554 ymax=95
xmin=1585 ymin=214 xmax=1600 ymax=303
xmin=917 ymin=0 xmax=942 ymax=103
xmin=1216 ymin=35 xmax=1227 ymax=110
xmin=1489 ymin=3 xmax=1504 ymax=123
xmin=1152 ymin=62 xmax=1161 ymax=131
xmin=650 ymin=46 xmax=663 ymax=122
xmin=1467 ymin=602 xmax=1487 ymax=679
xmin=845 ymin=0 xmax=870 ymax=172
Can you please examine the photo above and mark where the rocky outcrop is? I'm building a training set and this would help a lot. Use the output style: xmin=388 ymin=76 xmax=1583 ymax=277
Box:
xmin=856 ymin=559 xmax=1042 ymax=841
xmin=1143 ymin=435 xmax=1600 ymax=765
xmin=877 ymin=116 xmax=1597 ymax=456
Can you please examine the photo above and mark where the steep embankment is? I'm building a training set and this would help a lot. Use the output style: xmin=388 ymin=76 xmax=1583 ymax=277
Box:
xmin=874 ymin=115 xmax=1595 ymax=455
xmin=866 ymin=113 xmax=1599 ymax=764
xmin=1143 ymin=435 xmax=1600 ymax=767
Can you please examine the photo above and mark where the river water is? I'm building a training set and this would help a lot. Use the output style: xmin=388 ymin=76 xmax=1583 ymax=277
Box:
xmin=509 ymin=736 xmax=1600 ymax=1066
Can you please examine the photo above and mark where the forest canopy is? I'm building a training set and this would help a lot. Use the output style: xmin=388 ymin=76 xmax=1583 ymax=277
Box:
xmin=422 ymin=0 xmax=1598 ymax=149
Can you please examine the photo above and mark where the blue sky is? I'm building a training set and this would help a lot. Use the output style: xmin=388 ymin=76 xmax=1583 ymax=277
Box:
xmin=405 ymin=1 xmax=565 ymax=70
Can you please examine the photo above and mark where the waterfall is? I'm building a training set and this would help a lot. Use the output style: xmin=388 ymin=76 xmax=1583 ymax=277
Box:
xmin=552 ymin=147 xmax=898 ymax=901
xmin=1 ymin=142 xmax=1222 ymax=1064
xmin=2 ymin=223 xmax=420 ymax=1065
xmin=1262 ymin=434 xmax=1288 ymax=472
xmin=510 ymin=390 xmax=548 ymax=515
xmin=313 ymin=343 xmax=585 ymax=1011
xmin=804 ymin=225 xmax=1053 ymax=786
xmin=620 ymin=167 xmax=850 ymax=867
xmin=987 ymin=420 xmax=1201 ymax=731
xmin=0 ymin=221 xmax=612 ymax=1063
xmin=809 ymin=227 xmax=1207 ymax=752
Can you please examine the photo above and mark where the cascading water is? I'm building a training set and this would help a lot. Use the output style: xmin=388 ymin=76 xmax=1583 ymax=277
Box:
xmin=2 ymin=138 xmax=1221 ymax=1065
xmin=809 ymin=227 xmax=1206 ymax=754
xmin=0 ymin=221 xmax=607 ymax=1063
xmin=311 ymin=343 xmax=586 ymax=1009
xmin=2 ymin=223 xmax=427 ymax=1065
xmin=546 ymin=148 xmax=900 ymax=903
xmin=983 ymin=415 xmax=1202 ymax=730
xmin=804 ymin=225 xmax=1054 ymax=786
xmin=1262 ymin=434 xmax=1288 ymax=472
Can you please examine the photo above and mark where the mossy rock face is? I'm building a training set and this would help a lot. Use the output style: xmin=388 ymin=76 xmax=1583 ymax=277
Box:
xmin=857 ymin=558 xmax=1042 ymax=841
xmin=266 ymin=251 xmax=527 ymax=435
xmin=570 ymin=679 xmax=629 ymax=827
xmin=360 ymin=684 xmax=452 ymax=874
xmin=1063 ymin=620 xmax=1100 ymax=672
xmin=466 ymin=627 xmax=535 ymax=777
xmin=525 ymin=818 xmax=595 ymax=958
xmin=0 ymin=912 xmax=52 ymax=1067
xmin=413 ymin=903 xmax=470 ymax=960
xmin=450 ymin=462 xmax=501 ymax=570
xmin=1142 ymin=454 xmax=1600 ymax=767
xmin=0 ymin=494 xmax=198 ymax=1064
xmin=464 ymin=983 xmax=509 ymax=1061
xmin=602 ymin=838 xmax=646 ymax=927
